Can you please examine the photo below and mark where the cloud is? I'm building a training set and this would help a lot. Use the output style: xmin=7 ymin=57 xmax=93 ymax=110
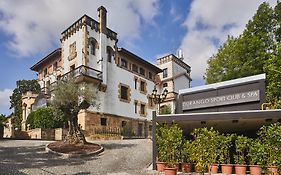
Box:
xmin=179 ymin=0 xmax=276 ymax=83
xmin=0 ymin=89 xmax=13 ymax=114
xmin=0 ymin=0 xmax=159 ymax=57
xmin=169 ymin=3 xmax=182 ymax=22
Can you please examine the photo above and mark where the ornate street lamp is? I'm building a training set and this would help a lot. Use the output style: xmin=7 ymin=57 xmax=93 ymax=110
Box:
xmin=151 ymin=86 xmax=168 ymax=114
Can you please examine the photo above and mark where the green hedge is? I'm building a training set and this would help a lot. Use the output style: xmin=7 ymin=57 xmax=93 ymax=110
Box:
xmin=27 ymin=107 xmax=64 ymax=129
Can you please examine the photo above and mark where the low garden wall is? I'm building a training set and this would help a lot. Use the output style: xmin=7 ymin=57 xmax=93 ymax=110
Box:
xmin=27 ymin=128 xmax=55 ymax=140
xmin=0 ymin=125 xmax=3 ymax=139
xmin=55 ymin=128 xmax=68 ymax=141
xmin=26 ymin=128 xmax=67 ymax=140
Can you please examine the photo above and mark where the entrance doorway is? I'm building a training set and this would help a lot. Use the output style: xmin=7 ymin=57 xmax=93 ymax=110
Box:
xmin=138 ymin=123 xmax=143 ymax=137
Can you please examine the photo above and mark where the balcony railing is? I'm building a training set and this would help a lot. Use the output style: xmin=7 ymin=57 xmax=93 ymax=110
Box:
xmin=60 ymin=65 xmax=102 ymax=82
xmin=41 ymin=82 xmax=57 ymax=96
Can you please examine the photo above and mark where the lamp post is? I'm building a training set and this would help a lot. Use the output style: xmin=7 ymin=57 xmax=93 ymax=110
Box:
xmin=151 ymin=87 xmax=168 ymax=114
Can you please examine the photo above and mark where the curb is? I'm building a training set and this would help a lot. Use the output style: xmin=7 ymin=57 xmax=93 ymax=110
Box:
xmin=45 ymin=143 xmax=104 ymax=158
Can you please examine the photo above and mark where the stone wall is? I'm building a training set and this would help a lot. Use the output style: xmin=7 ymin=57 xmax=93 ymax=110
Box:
xmin=0 ymin=125 xmax=3 ymax=139
xmin=27 ymin=128 xmax=55 ymax=140
xmin=3 ymin=118 xmax=14 ymax=138
xmin=78 ymin=110 xmax=152 ymax=138
xmin=55 ymin=128 xmax=68 ymax=141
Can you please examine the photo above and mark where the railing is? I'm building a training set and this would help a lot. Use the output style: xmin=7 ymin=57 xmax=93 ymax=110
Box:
xmin=40 ymin=82 xmax=58 ymax=96
xmin=94 ymin=127 xmax=121 ymax=135
xmin=60 ymin=65 xmax=102 ymax=82
xmin=93 ymin=127 xmax=146 ymax=139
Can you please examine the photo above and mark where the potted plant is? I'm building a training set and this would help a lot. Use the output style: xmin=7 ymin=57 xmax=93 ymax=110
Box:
xmin=206 ymin=128 xmax=220 ymax=174
xmin=218 ymin=134 xmax=235 ymax=175
xmin=234 ymin=135 xmax=251 ymax=175
xmin=181 ymin=140 xmax=192 ymax=173
xmin=258 ymin=123 xmax=281 ymax=175
xmin=190 ymin=127 xmax=216 ymax=174
xmin=156 ymin=124 xmax=168 ymax=172
xmin=164 ymin=123 xmax=183 ymax=175
xmin=248 ymin=139 xmax=266 ymax=175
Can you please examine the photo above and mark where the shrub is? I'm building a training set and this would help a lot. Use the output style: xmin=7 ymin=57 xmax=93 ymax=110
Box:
xmin=121 ymin=124 xmax=135 ymax=137
xmin=234 ymin=135 xmax=251 ymax=165
xmin=248 ymin=139 xmax=266 ymax=166
xmin=190 ymin=127 xmax=220 ymax=173
xmin=156 ymin=124 xmax=169 ymax=162
xmin=257 ymin=123 xmax=281 ymax=170
xmin=160 ymin=105 xmax=172 ymax=114
xmin=156 ymin=123 xmax=183 ymax=167
xmin=181 ymin=140 xmax=191 ymax=163
xmin=27 ymin=107 xmax=64 ymax=129
xmin=218 ymin=133 xmax=235 ymax=164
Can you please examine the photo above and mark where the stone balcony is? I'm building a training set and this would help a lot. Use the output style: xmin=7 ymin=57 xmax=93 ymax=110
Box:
xmin=60 ymin=65 xmax=103 ymax=84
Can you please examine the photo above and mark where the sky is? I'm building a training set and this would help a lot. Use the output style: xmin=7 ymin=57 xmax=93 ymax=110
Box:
xmin=0 ymin=0 xmax=277 ymax=115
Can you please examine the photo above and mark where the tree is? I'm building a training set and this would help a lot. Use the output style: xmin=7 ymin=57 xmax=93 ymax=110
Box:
xmin=205 ymin=2 xmax=275 ymax=84
xmin=0 ymin=114 xmax=7 ymax=125
xmin=274 ymin=1 xmax=281 ymax=42
xmin=264 ymin=43 xmax=281 ymax=108
xmin=9 ymin=80 xmax=40 ymax=128
xmin=51 ymin=80 xmax=98 ymax=144
xmin=205 ymin=36 xmax=240 ymax=83
xmin=26 ymin=107 xmax=65 ymax=129
xmin=160 ymin=104 xmax=172 ymax=114
xmin=205 ymin=2 xmax=281 ymax=108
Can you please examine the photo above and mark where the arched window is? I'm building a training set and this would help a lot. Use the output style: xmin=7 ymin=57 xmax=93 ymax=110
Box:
xmin=90 ymin=40 xmax=95 ymax=55
xmin=107 ymin=46 xmax=114 ymax=62
xmin=88 ymin=37 xmax=98 ymax=55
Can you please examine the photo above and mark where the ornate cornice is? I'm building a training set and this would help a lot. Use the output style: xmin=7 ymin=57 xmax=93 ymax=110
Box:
xmin=60 ymin=15 xmax=117 ymax=42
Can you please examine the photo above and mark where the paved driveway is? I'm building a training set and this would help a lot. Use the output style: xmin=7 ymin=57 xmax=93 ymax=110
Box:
xmin=0 ymin=139 xmax=159 ymax=175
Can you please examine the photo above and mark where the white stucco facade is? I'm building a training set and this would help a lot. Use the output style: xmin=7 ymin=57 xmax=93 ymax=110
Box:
xmin=29 ymin=7 xmax=192 ymax=136
xmin=156 ymin=54 xmax=191 ymax=113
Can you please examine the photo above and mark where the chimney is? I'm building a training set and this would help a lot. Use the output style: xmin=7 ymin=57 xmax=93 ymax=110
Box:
xmin=177 ymin=49 xmax=184 ymax=60
xmin=98 ymin=6 xmax=107 ymax=34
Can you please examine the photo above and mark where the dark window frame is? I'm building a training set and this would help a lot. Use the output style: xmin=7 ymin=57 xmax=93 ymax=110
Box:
xmin=163 ymin=68 xmax=168 ymax=78
xmin=122 ymin=121 xmax=127 ymax=127
xmin=134 ymin=79 xmax=137 ymax=89
xmin=140 ymin=81 xmax=145 ymax=92
xmin=140 ymin=104 xmax=145 ymax=115
xmin=132 ymin=64 xmax=138 ymax=73
xmin=134 ymin=101 xmax=138 ymax=113
xmin=148 ymin=72 xmax=152 ymax=79
xmin=101 ymin=118 xmax=107 ymax=126
xmin=120 ymin=85 xmax=129 ymax=100
xmin=140 ymin=67 xmax=145 ymax=76
xmin=90 ymin=40 xmax=96 ymax=55
xmin=53 ymin=62 xmax=58 ymax=70
xmin=121 ymin=59 xmax=128 ymax=69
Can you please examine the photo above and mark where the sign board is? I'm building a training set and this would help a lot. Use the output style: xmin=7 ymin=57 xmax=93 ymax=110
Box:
xmin=182 ymin=90 xmax=260 ymax=110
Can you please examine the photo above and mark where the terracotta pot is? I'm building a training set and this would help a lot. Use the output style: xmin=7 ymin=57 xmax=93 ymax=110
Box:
xmin=235 ymin=164 xmax=247 ymax=175
xmin=250 ymin=165 xmax=261 ymax=175
xmin=221 ymin=164 xmax=233 ymax=174
xmin=164 ymin=167 xmax=177 ymax=175
xmin=268 ymin=166 xmax=279 ymax=175
xmin=209 ymin=164 xmax=219 ymax=174
xmin=173 ymin=163 xmax=180 ymax=171
xmin=182 ymin=163 xmax=191 ymax=173
xmin=156 ymin=162 xmax=166 ymax=172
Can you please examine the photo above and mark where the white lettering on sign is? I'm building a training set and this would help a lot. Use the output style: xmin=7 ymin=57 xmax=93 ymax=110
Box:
xmin=182 ymin=90 xmax=260 ymax=110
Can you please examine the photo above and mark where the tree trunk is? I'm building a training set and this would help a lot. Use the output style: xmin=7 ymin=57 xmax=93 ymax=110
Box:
xmin=66 ymin=114 xmax=86 ymax=144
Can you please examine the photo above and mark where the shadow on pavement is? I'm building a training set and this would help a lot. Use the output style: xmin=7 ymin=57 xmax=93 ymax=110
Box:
xmin=100 ymin=143 xmax=136 ymax=150
xmin=0 ymin=144 xmax=99 ymax=175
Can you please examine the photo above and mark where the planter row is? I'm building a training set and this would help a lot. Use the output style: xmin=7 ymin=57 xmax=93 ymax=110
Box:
xmin=156 ymin=124 xmax=281 ymax=175
xmin=156 ymin=162 xmax=279 ymax=175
